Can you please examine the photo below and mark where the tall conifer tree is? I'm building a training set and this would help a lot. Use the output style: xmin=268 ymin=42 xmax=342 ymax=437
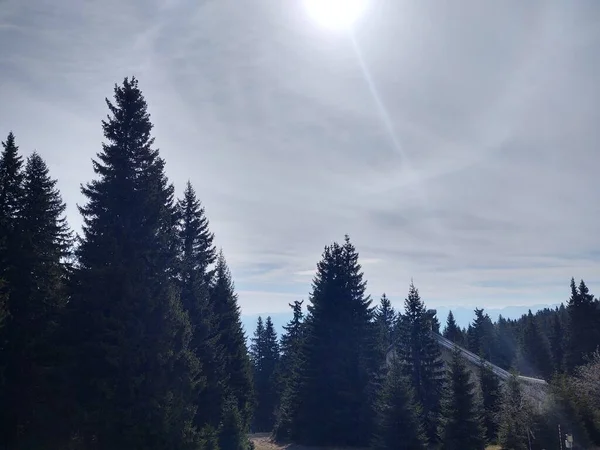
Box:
xmin=517 ymin=310 xmax=553 ymax=379
xmin=176 ymin=181 xmax=224 ymax=433
xmin=274 ymin=300 xmax=304 ymax=440
xmin=566 ymin=278 xmax=600 ymax=371
xmin=251 ymin=316 xmax=280 ymax=432
xmin=372 ymin=359 xmax=427 ymax=450
xmin=0 ymin=151 xmax=71 ymax=448
xmin=374 ymin=293 xmax=396 ymax=364
xmin=210 ymin=251 xmax=253 ymax=433
xmin=289 ymin=236 xmax=376 ymax=446
xmin=442 ymin=310 xmax=463 ymax=345
xmin=439 ymin=349 xmax=485 ymax=450
xmin=396 ymin=282 xmax=445 ymax=444
xmin=64 ymin=77 xmax=201 ymax=449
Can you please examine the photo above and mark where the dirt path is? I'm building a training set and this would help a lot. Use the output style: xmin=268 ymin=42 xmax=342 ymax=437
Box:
xmin=250 ymin=433 xmax=503 ymax=450
xmin=249 ymin=433 xmax=368 ymax=450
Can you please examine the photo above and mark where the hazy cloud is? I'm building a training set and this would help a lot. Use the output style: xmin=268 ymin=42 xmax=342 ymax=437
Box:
xmin=1 ymin=0 xmax=599 ymax=314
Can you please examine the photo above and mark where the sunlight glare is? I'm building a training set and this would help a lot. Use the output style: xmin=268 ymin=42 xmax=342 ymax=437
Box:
xmin=303 ymin=0 xmax=368 ymax=31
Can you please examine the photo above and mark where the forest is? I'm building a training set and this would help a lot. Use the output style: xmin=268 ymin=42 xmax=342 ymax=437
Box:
xmin=1 ymin=77 xmax=599 ymax=450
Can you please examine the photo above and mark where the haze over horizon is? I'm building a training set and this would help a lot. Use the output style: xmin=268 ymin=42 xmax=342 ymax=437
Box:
xmin=2 ymin=0 xmax=600 ymax=316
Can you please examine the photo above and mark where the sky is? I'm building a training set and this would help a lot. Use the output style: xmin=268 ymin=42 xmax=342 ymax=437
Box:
xmin=1 ymin=0 xmax=600 ymax=317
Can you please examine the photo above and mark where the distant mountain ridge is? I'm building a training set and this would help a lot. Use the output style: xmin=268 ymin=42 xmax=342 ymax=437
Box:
xmin=241 ymin=303 xmax=562 ymax=339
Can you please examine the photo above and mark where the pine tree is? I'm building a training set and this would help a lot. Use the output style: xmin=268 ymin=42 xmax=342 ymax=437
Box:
xmin=479 ymin=361 xmax=501 ymax=444
xmin=63 ymin=77 xmax=201 ymax=449
xmin=251 ymin=316 xmax=280 ymax=432
xmin=443 ymin=310 xmax=463 ymax=345
xmin=372 ymin=359 xmax=427 ymax=450
xmin=396 ymin=281 xmax=445 ymax=444
xmin=273 ymin=300 xmax=304 ymax=440
xmin=176 ymin=181 xmax=224 ymax=433
xmin=517 ymin=310 xmax=553 ymax=379
xmin=0 ymin=151 xmax=72 ymax=448
xmin=498 ymin=375 xmax=534 ymax=450
xmin=210 ymin=251 xmax=254 ymax=433
xmin=439 ymin=349 xmax=485 ymax=450
xmin=289 ymin=236 xmax=376 ymax=446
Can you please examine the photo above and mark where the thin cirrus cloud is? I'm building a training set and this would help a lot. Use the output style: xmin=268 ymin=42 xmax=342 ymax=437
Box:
xmin=1 ymin=0 xmax=599 ymax=315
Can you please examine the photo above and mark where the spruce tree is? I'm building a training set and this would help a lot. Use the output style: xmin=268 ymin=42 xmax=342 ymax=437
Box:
xmin=442 ymin=310 xmax=463 ymax=345
xmin=374 ymin=293 xmax=396 ymax=350
xmin=0 ymin=132 xmax=23 ymax=446
xmin=517 ymin=310 xmax=553 ymax=379
xmin=372 ymin=359 xmax=427 ymax=450
xmin=219 ymin=395 xmax=248 ymax=450
xmin=566 ymin=278 xmax=600 ymax=371
xmin=289 ymin=236 xmax=376 ymax=446
xmin=250 ymin=316 xmax=265 ymax=365
xmin=495 ymin=315 xmax=517 ymax=370
xmin=479 ymin=361 xmax=501 ymax=444
xmin=0 ymin=132 xmax=23 ymax=313
xmin=439 ymin=349 xmax=485 ymax=450
xmin=396 ymin=281 xmax=445 ymax=444
xmin=273 ymin=300 xmax=304 ymax=440
xmin=210 ymin=251 xmax=254 ymax=433
xmin=251 ymin=316 xmax=280 ymax=432
xmin=549 ymin=313 xmax=564 ymax=372
xmin=0 ymin=151 xmax=72 ymax=448
xmin=467 ymin=308 xmax=497 ymax=362
xmin=177 ymin=181 xmax=224 ymax=433
xmin=63 ymin=77 xmax=201 ymax=449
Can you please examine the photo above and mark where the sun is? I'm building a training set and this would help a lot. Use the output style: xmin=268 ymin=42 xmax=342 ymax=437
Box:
xmin=303 ymin=0 xmax=368 ymax=31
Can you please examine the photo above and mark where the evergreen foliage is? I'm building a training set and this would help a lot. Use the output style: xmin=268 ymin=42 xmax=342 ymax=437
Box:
xmin=467 ymin=308 xmax=497 ymax=362
xmin=210 ymin=251 xmax=254 ymax=431
xmin=516 ymin=310 xmax=553 ymax=379
xmin=3 ymin=76 xmax=600 ymax=449
xmin=549 ymin=313 xmax=564 ymax=372
xmin=288 ymin=236 xmax=376 ymax=446
xmin=498 ymin=375 xmax=534 ymax=450
xmin=372 ymin=359 xmax=427 ymax=450
xmin=566 ymin=278 xmax=600 ymax=371
xmin=495 ymin=315 xmax=517 ymax=370
xmin=439 ymin=349 xmax=485 ymax=450
xmin=0 ymin=149 xmax=72 ymax=448
xmin=374 ymin=293 xmax=396 ymax=361
xmin=396 ymin=281 xmax=445 ymax=444
xmin=62 ymin=77 xmax=202 ymax=449
xmin=251 ymin=316 xmax=280 ymax=432
xmin=479 ymin=361 xmax=501 ymax=444
xmin=442 ymin=310 xmax=464 ymax=345
xmin=176 ymin=181 xmax=225 ymax=432
xmin=273 ymin=300 xmax=305 ymax=440
xmin=218 ymin=396 xmax=250 ymax=450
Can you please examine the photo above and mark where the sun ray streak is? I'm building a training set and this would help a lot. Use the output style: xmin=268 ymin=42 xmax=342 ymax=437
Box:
xmin=349 ymin=32 xmax=457 ymax=256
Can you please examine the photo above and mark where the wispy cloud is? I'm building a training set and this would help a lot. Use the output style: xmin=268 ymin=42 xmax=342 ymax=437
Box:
xmin=1 ymin=0 xmax=599 ymax=314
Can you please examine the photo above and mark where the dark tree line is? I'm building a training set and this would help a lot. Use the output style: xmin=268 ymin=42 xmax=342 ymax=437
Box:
xmin=2 ymin=76 xmax=600 ymax=450
xmin=442 ymin=279 xmax=600 ymax=381
xmin=0 ymin=78 xmax=252 ymax=450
